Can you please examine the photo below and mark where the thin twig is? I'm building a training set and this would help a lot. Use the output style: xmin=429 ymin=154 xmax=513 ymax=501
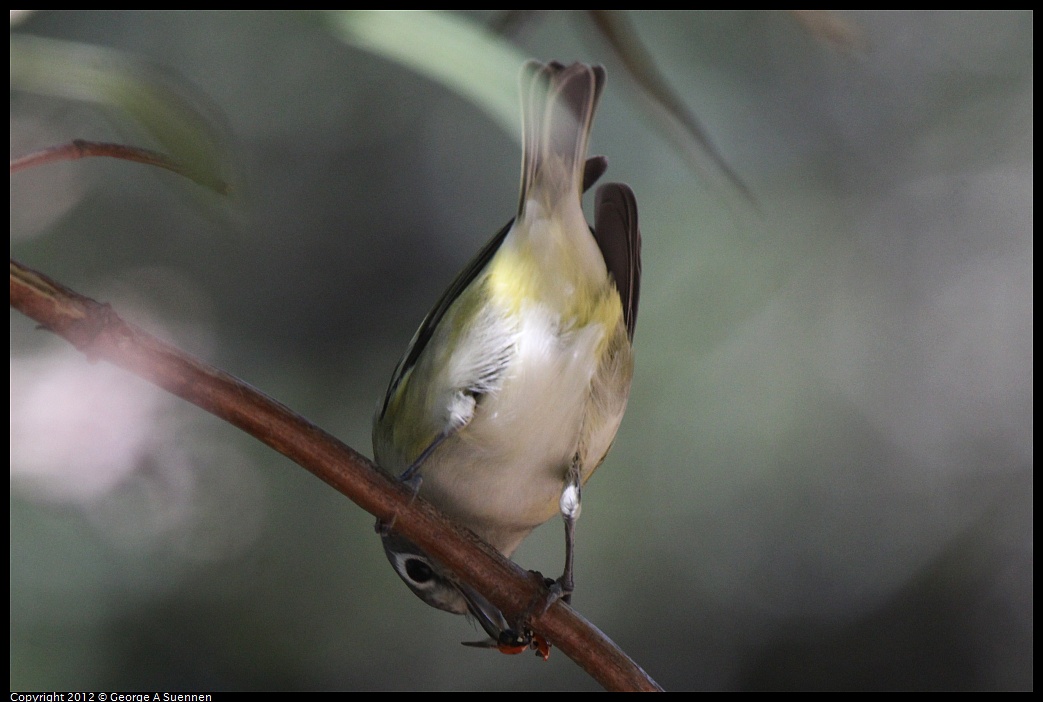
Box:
xmin=10 ymin=139 xmax=230 ymax=194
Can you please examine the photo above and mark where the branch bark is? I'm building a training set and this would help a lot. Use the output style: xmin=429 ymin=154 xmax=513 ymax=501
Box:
xmin=9 ymin=257 xmax=662 ymax=691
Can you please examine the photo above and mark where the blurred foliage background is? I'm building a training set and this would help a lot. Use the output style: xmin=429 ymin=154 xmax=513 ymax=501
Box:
xmin=10 ymin=10 xmax=1032 ymax=691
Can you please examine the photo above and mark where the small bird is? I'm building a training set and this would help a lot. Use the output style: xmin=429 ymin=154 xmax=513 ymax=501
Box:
xmin=373 ymin=60 xmax=640 ymax=653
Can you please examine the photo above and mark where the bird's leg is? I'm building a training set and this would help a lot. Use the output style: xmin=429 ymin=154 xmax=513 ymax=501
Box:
xmin=374 ymin=430 xmax=450 ymax=536
xmin=398 ymin=429 xmax=452 ymax=486
xmin=558 ymin=458 xmax=583 ymax=604
xmin=496 ymin=459 xmax=584 ymax=659
xmin=546 ymin=457 xmax=583 ymax=606
xmin=514 ymin=457 xmax=583 ymax=635
xmin=377 ymin=390 xmax=478 ymax=535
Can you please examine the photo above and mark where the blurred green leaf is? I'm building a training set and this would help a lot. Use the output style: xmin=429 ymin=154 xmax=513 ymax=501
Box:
xmin=10 ymin=34 xmax=229 ymax=192
xmin=328 ymin=10 xmax=752 ymax=198
xmin=325 ymin=10 xmax=527 ymax=137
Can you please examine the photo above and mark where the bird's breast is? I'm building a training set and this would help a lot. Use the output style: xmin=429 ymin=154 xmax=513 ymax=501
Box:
xmin=418 ymin=298 xmax=612 ymax=555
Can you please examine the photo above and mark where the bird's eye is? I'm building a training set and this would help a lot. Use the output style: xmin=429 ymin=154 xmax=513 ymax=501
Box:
xmin=404 ymin=557 xmax=435 ymax=585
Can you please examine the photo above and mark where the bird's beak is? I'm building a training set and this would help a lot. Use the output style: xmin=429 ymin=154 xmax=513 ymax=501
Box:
xmin=456 ymin=581 xmax=510 ymax=645
xmin=457 ymin=582 xmax=551 ymax=660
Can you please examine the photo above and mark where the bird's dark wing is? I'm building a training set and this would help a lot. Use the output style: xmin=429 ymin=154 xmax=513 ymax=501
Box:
xmin=593 ymin=183 xmax=641 ymax=340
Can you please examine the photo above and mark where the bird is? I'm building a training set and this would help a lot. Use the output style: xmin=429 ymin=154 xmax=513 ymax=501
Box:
xmin=373 ymin=60 xmax=640 ymax=654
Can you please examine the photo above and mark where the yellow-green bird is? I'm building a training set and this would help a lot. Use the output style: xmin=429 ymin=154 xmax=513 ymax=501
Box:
xmin=373 ymin=60 xmax=640 ymax=651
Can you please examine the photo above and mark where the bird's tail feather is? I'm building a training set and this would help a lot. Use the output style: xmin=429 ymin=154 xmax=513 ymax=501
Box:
xmin=518 ymin=61 xmax=606 ymax=215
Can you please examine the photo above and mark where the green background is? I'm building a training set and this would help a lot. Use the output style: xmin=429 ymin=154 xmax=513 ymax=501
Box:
xmin=10 ymin=11 xmax=1032 ymax=690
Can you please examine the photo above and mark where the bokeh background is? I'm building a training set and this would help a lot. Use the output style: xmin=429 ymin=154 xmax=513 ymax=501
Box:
xmin=10 ymin=11 xmax=1032 ymax=691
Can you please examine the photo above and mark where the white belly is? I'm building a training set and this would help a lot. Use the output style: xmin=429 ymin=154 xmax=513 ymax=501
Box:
xmin=418 ymin=303 xmax=608 ymax=556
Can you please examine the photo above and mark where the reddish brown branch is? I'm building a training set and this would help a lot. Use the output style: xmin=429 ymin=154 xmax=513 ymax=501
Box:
xmin=9 ymin=258 xmax=662 ymax=691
